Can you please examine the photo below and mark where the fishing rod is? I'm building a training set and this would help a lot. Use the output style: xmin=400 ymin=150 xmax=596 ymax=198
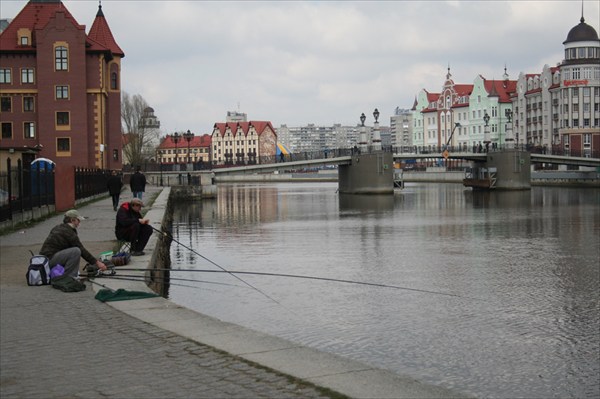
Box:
xmin=150 ymin=225 xmax=290 ymax=309
xmin=117 ymin=266 xmax=479 ymax=300
xmin=103 ymin=273 xmax=244 ymax=289
xmin=100 ymin=275 xmax=243 ymax=292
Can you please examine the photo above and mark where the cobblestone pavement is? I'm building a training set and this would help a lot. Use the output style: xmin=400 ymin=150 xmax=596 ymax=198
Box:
xmin=1 ymin=188 xmax=342 ymax=399
xmin=0 ymin=285 xmax=337 ymax=399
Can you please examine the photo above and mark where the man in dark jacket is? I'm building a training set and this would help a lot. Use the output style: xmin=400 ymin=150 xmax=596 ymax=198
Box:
xmin=129 ymin=167 xmax=146 ymax=200
xmin=107 ymin=170 xmax=123 ymax=211
xmin=115 ymin=198 xmax=152 ymax=256
xmin=40 ymin=209 xmax=108 ymax=278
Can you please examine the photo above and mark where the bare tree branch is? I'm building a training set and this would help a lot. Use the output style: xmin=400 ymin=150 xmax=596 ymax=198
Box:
xmin=121 ymin=92 xmax=160 ymax=166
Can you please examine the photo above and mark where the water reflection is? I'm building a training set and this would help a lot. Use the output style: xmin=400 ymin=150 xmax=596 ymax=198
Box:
xmin=168 ymin=183 xmax=600 ymax=399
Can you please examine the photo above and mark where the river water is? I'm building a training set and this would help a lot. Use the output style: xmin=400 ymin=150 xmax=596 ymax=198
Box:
xmin=167 ymin=182 xmax=599 ymax=398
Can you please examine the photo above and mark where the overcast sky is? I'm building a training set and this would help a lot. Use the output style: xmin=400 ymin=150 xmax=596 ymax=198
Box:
xmin=2 ymin=0 xmax=599 ymax=135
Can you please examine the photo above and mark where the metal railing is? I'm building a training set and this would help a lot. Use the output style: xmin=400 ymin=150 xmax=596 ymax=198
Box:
xmin=0 ymin=158 xmax=55 ymax=223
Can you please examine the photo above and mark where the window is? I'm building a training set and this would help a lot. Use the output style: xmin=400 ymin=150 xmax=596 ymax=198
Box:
xmin=55 ymin=46 xmax=68 ymax=71
xmin=57 ymin=138 xmax=70 ymax=152
xmin=110 ymin=72 xmax=118 ymax=90
xmin=21 ymin=68 xmax=34 ymax=84
xmin=1 ymin=97 xmax=11 ymax=112
xmin=572 ymin=68 xmax=580 ymax=79
xmin=24 ymin=122 xmax=35 ymax=138
xmin=584 ymin=134 xmax=591 ymax=145
xmin=20 ymin=36 xmax=28 ymax=46
xmin=113 ymin=149 xmax=119 ymax=161
xmin=23 ymin=96 xmax=34 ymax=112
xmin=56 ymin=85 xmax=69 ymax=99
xmin=56 ymin=112 xmax=70 ymax=126
xmin=1 ymin=123 xmax=12 ymax=139
xmin=0 ymin=69 xmax=11 ymax=84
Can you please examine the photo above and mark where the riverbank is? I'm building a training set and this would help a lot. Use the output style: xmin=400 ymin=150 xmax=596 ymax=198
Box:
xmin=0 ymin=186 xmax=467 ymax=399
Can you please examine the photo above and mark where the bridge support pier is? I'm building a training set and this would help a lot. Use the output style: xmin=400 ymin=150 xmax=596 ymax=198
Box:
xmin=338 ymin=152 xmax=394 ymax=194
xmin=484 ymin=149 xmax=531 ymax=190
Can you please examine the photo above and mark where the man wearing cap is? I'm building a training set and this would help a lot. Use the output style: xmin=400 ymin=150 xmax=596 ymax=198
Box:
xmin=40 ymin=209 xmax=108 ymax=279
xmin=115 ymin=198 xmax=152 ymax=256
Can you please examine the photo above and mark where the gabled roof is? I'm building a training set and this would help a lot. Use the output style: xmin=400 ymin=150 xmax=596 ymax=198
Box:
xmin=483 ymin=78 xmax=517 ymax=103
xmin=0 ymin=0 xmax=123 ymax=57
xmin=212 ymin=121 xmax=275 ymax=138
xmin=157 ymin=134 xmax=212 ymax=150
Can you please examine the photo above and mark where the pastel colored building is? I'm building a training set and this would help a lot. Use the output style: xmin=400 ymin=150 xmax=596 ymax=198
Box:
xmin=211 ymin=121 xmax=277 ymax=165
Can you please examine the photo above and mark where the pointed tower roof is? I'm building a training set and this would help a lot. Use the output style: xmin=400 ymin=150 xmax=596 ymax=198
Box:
xmin=88 ymin=3 xmax=124 ymax=57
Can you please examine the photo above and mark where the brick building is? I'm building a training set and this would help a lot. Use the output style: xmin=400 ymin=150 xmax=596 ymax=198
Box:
xmin=0 ymin=0 xmax=124 ymax=171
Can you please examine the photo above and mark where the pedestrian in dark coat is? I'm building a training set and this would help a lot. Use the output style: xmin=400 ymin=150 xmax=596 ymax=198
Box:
xmin=130 ymin=167 xmax=146 ymax=200
xmin=40 ymin=209 xmax=108 ymax=278
xmin=115 ymin=198 xmax=152 ymax=256
xmin=107 ymin=170 xmax=123 ymax=211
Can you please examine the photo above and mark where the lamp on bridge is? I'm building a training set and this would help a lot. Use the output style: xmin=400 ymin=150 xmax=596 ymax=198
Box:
xmin=172 ymin=132 xmax=181 ymax=166
xmin=483 ymin=111 xmax=491 ymax=153
xmin=183 ymin=129 xmax=194 ymax=164
xmin=359 ymin=113 xmax=367 ymax=152
xmin=505 ymin=108 xmax=514 ymax=148
xmin=372 ymin=108 xmax=381 ymax=151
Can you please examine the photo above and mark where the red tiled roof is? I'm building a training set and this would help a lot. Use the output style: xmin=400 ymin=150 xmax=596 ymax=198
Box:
xmin=0 ymin=1 xmax=123 ymax=57
xmin=212 ymin=121 xmax=275 ymax=138
xmin=87 ymin=5 xmax=124 ymax=56
xmin=483 ymin=78 xmax=517 ymax=103
xmin=158 ymin=134 xmax=212 ymax=150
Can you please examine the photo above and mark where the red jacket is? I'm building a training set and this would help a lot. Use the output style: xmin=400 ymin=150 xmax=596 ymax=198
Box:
xmin=115 ymin=202 xmax=143 ymax=239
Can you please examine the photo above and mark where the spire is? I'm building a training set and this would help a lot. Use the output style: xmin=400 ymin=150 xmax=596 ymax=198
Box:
xmin=446 ymin=64 xmax=451 ymax=80
xmin=503 ymin=65 xmax=509 ymax=81
xmin=581 ymin=0 xmax=584 ymax=23
xmin=96 ymin=0 xmax=104 ymax=17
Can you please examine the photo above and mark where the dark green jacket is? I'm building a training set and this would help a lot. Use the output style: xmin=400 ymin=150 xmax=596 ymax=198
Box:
xmin=40 ymin=223 xmax=97 ymax=265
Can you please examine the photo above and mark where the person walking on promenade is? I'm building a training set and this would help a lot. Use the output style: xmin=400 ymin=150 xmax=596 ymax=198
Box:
xmin=130 ymin=166 xmax=146 ymax=200
xmin=115 ymin=198 xmax=152 ymax=256
xmin=107 ymin=170 xmax=123 ymax=211
xmin=40 ymin=209 xmax=108 ymax=278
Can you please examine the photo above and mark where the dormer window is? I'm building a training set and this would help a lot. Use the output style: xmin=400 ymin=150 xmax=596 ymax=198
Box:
xmin=17 ymin=28 xmax=31 ymax=47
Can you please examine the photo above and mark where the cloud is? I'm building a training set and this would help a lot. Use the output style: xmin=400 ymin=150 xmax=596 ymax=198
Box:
xmin=1 ymin=0 xmax=598 ymax=135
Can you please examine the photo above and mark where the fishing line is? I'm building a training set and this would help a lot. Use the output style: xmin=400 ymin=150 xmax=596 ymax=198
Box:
xmin=117 ymin=266 xmax=480 ymax=300
xmin=151 ymin=225 xmax=292 ymax=310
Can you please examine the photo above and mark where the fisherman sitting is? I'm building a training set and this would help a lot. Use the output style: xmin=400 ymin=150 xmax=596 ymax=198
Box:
xmin=115 ymin=198 xmax=152 ymax=256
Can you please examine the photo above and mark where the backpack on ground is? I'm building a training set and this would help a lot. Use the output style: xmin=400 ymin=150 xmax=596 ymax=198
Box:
xmin=26 ymin=252 xmax=51 ymax=286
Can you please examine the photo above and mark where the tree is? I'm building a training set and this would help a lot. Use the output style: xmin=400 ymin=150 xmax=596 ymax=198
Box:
xmin=121 ymin=92 xmax=161 ymax=167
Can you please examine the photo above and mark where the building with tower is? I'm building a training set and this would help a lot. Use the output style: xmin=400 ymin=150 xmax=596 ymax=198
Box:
xmin=0 ymin=0 xmax=124 ymax=170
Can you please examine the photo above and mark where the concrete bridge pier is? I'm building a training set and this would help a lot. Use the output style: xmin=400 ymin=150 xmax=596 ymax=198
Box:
xmin=485 ymin=149 xmax=531 ymax=190
xmin=338 ymin=152 xmax=394 ymax=194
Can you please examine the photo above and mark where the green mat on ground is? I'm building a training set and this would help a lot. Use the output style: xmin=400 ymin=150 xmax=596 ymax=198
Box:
xmin=95 ymin=288 xmax=160 ymax=302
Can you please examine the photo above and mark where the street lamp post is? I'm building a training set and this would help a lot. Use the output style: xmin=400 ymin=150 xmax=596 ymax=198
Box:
xmin=505 ymin=108 xmax=514 ymax=149
xmin=372 ymin=108 xmax=381 ymax=151
xmin=483 ymin=111 xmax=491 ymax=153
xmin=183 ymin=129 xmax=194 ymax=164
xmin=358 ymin=113 xmax=367 ymax=152
xmin=172 ymin=132 xmax=180 ymax=168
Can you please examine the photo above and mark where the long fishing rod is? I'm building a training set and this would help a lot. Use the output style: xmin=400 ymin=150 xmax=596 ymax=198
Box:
xmin=103 ymin=273 xmax=244 ymax=289
xmin=151 ymin=225 xmax=289 ymax=309
xmin=100 ymin=275 xmax=243 ymax=292
xmin=117 ymin=266 xmax=479 ymax=300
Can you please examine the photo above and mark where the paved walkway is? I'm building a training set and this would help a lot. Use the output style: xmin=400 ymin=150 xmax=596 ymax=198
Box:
xmin=0 ymin=186 xmax=336 ymax=399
